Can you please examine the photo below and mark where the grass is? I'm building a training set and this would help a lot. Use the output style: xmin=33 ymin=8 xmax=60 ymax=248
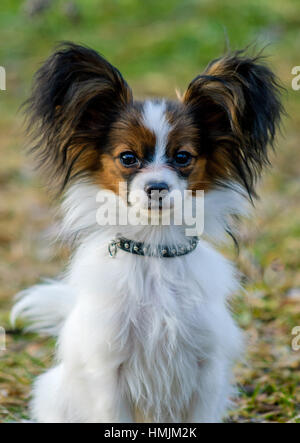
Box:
xmin=0 ymin=0 xmax=300 ymax=423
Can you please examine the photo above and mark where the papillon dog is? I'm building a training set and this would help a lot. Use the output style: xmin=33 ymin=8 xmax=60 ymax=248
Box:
xmin=12 ymin=43 xmax=283 ymax=423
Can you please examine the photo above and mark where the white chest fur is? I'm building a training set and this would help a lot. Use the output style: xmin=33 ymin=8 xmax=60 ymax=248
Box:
xmin=14 ymin=182 xmax=248 ymax=422
xmin=61 ymin=235 xmax=242 ymax=422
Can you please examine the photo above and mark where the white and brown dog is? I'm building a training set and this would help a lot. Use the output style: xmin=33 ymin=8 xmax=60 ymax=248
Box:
xmin=12 ymin=43 xmax=283 ymax=423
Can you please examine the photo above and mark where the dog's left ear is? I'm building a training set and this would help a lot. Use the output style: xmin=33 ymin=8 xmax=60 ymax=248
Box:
xmin=183 ymin=52 xmax=284 ymax=196
xmin=25 ymin=42 xmax=133 ymax=192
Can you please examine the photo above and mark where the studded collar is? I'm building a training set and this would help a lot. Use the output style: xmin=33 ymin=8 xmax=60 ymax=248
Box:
xmin=108 ymin=236 xmax=198 ymax=258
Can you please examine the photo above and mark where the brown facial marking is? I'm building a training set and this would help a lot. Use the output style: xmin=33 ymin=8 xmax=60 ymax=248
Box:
xmin=95 ymin=153 xmax=125 ymax=195
xmin=109 ymin=107 xmax=156 ymax=159
xmin=93 ymin=106 xmax=157 ymax=194
xmin=166 ymin=104 xmax=198 ymax=157
xmin=165 ymin=102 xmax=212 ymax=192
xmin=93 ymin=98 xmax=239 ymax=196
xmin=187 ymin=157 xmax=209 ymax=193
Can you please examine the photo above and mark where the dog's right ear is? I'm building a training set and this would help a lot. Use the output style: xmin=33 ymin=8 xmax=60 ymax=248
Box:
xmin=25 ymin=42 xmax=132 ymax=191
xmin=183 ymin=51 xmax=283 ymax=197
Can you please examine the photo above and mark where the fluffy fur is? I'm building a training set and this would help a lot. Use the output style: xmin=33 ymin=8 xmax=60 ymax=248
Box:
xmin=12 ymin=43 xmax=283 ymax=423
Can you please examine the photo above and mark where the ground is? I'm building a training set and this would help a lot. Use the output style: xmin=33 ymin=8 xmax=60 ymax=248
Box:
xmin=0 ymin=0 xmax=300 ymax=423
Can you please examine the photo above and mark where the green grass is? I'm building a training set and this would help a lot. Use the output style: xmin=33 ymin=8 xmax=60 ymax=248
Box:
xmin=0 ymin=0 xmax=300 ymax=423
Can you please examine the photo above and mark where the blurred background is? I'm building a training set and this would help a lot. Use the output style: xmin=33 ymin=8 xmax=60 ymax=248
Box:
xmin=0 ymin=0 xmax=300 ymax=423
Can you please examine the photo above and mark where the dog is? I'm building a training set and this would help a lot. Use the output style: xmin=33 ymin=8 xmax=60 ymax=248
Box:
xmin=12 ymin=43 xmax=283 ymax=423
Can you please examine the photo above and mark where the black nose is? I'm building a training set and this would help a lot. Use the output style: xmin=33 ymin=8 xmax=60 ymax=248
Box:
xmin=145 ymin=182 xmax=170 ymax=198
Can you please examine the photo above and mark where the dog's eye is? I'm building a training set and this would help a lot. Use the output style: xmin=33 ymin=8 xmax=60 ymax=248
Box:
xmin=174 ymin=151 xmax=192 ymax=167
xmin=120 ymin=151 xmax=139 ymax=167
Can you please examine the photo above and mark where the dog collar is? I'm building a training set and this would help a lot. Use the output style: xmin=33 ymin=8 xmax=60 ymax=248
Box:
xmin=108 ymin=237 xmax=198 ymax=258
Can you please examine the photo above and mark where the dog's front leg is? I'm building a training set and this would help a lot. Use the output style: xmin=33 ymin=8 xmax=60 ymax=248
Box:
xmin=186 ymin=359 xmax=233 ymax=423
xmin=32 ymin=301 xmax=133 ymax=423
xmin=64 ymin=301 xmax=134 ymax=423
xmin=32 ymin=362 xmax=133 ymax=423
xmin=84 ymin=363 xmax=133 ymax=423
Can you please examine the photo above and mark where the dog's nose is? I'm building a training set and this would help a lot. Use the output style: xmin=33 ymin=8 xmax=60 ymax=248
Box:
xmin=145 ymin=182 xmax=170 ymax=198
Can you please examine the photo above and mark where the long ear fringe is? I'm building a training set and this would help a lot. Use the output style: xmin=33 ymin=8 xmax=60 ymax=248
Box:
xmin=23 ymin=42 xmax=132 ymax=193
xmin=184 ymin=49 xmax=285 ymax=198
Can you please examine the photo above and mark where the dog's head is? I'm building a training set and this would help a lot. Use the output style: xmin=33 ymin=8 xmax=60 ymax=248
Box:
xmin=26 ymin=43 xmax=283 ymax=220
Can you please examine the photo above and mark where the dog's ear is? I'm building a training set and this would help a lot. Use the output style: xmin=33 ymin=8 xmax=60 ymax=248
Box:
xmin=183 ymin=51 xmax=284 ymax=196
xmin=25 ymin=42 xmax=132 ymax=191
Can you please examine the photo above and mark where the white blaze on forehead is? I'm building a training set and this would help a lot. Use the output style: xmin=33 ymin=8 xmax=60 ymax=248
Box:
xmin=142 ymin=100 xmax=171 ymax=164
